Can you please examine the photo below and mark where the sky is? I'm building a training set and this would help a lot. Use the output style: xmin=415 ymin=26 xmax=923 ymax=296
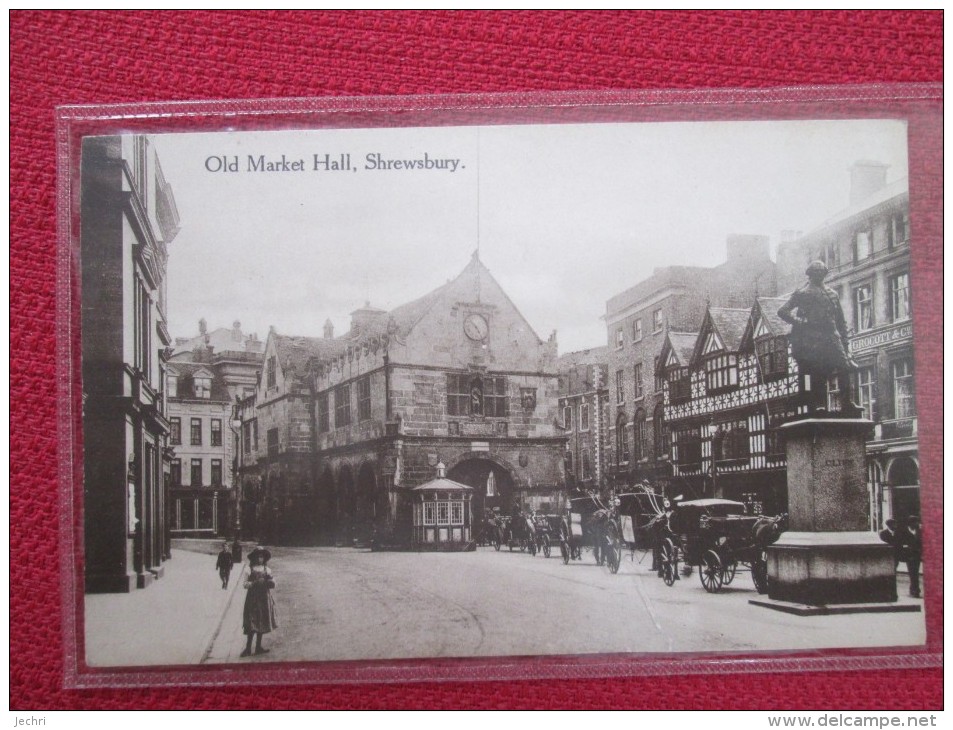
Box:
xmin=151 ymin=118 xmax=908 ymax=354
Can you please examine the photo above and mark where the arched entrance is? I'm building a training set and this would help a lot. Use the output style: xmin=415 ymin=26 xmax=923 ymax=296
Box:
xmin=337 ymin=465 xmax=355 ymax=546
xmin=447 ymin=458 xmax=516 ymax=523
xmin=887 ymin=456 xmax=920 ymax=524
xmin=355 ymin=462 xmax=378 ymax=546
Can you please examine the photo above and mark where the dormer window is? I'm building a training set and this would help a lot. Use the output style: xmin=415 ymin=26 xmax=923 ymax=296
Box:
xmin=704 ymin=353 xmax=738 ymax=394
xmin=667 ymin=366 xmax=691 ymax=404
xmin=194 ymin=376 xmax=211 ymax=399
xmin=755 ymin=336 xmax=788 ymax=381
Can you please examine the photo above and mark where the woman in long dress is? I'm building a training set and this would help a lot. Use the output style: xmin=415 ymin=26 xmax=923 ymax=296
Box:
xmin=241 ymin=546 xmax=278 ymax=657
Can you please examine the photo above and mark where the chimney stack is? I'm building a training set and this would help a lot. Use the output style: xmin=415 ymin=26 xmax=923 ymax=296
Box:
xmin=323 ymin=318 xmax=334 ymax=340
xmin=199 ymin=317 xmax=207 ymax=335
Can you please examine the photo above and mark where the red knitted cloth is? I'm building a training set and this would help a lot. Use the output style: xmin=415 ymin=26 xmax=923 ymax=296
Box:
xmin=11 ymin=10 xmax=942 ymax=710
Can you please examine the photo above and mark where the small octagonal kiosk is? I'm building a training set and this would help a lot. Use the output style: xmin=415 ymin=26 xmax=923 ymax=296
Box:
xmin=411 ymin=463 xmax=475 ymax=551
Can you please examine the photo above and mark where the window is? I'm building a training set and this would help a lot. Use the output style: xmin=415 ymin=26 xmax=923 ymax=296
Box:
xmin=579 ymin=402 xmax=590 ymax=432
xmin=581 ymin=449 xmax=591 ymax=480
xmin=653 ymin=405 xmax=667 ymax=459
xmin=266 ymin=356 xmax=276 ymax=388
xmin=764 ymin=408 xmax=799 ymax=459
xmin=755 ymin=336 xmax=788 ymax=381
xmin=317 ymin=393 xmax=330 ymax=432
xmin=133 ymin=279 xmax=151 ymax=376
xmin=357 ymin=376 xmax=371 ymax=421
xmin=267 ymin=428 xmax=279 ymax=458
xmin=822 ymin=241 xmax=839 ymax=269
xmin=616 ymin=370 xmax=625 ymax=404
xmin=170 ymin=459 xmax=181 ymax=486
xmin=190 ymin=418 xmax=202 ymax=446
xmin=654 ymin=356 xmax=664 ymax=392
xmin=652 ymin=308 xmax=663 ymax=333
xmin=190 ymin=459 xmax=202 ymax=487
xmin=633 ymin=409 xmax=646 ymax=461
xmin=667 ymin=366 xmax=691 ymax=404
xmin=632 ymin=318 xmax=643 ymax=342
xmin=194 ymin=376 xmax=211 ymax=399
xmin=211 ymin=459 xmax=222 ymax=486
xmin=423 ymin=502 xmax=435 ymax=526
xmin=562 ymin=403 xmax=573 ymax=431
xmin=437 ymin=501 xmax=449 ymax=525
xmin=451 ymin=501 xmax=464 ymax=526
xmin=447 ymin=373 xmax=470 ymax=416
xmin=892 ymin=359 xmax=915 ymax=419
xmin=334 ymin=384 xmax=351 ymax=427
xmin=854 ymin=284 xmax=873 ymax=332
xmin=704 ymin=354 xmax=738 ymax=393
xmin=483 ymin=376 xmax=507 ymax=418
xmin=826 ymin=375 xmax=842 ymax=412
xmin=615 ymin=328 xmax=624 ymax=349
xmin=633 ymin=363 xmax=644 ymax=400
xmin=673 ymin=426 xmax=702 ymax=468
xmin=856 ymin=366 xmax=877 ymax=422
xmin=170 ymin=417 xmax=181 ymax=445
xmin=712 ymin=419 xmax=749 ymax=463
xmin=166 ymin=375 xmax=178 ymax=398
xmin=854 ymin=230 xmax=872 ymax=262
xmin=616 ymin=415 xmax=629 ymax=464
xmin=888 ymin=212 xmax=909 ymax=248
xmin=242 ymin=421 xmax=253 ymax=454
xmin=211 ymin=419 xmax=222 ymax=447
xmin=253 ymin=420 xmax=258 ymax=453
xmin=565 ymin=450 xmax=574 ymax=477
xmin=890 ymin=272 xmax=910 ymax=322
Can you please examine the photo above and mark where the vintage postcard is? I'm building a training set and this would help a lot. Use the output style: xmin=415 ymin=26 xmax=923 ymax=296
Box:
xmin=74 ymin=112 xmax=929 ymax=675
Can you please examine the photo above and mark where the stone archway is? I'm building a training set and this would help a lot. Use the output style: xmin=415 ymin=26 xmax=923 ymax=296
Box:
xmin=447 ymin=457 xmax=516 ymax=525
xmin=337 ymin=465 xmax=356 ymax=546
xmin=355 ymin=462 xmax=378 ymax=546
xmin=886 ymin=456 xmax=920 ymax=524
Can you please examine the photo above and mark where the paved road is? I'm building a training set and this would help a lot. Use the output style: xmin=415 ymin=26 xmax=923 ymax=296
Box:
xmin=206 ymin=545 xmax=925 ymax=664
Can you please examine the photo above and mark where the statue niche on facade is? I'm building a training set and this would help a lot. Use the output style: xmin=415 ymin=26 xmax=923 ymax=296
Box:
xmin=777 ymin=260 xmax=862 ymax=417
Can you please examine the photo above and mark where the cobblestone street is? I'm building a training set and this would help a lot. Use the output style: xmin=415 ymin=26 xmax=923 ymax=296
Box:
xmin=203 ymin=544 xmax=925 ymax=665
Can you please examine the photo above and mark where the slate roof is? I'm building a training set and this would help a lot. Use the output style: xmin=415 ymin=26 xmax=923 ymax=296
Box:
xmin=667 ymin=332 xmax=699 ymax=366
xmin=273 ymin=334 xmax=345 ymax=377
xmin=557 ymin=346 xmax=609 ymax=370
xmin=708 ymin=308 xmax=751 ymax=352
xmin=756 ymin=297 xmax=789 ymax=336
xmin=166 ymin=361 xmax=230 ymax=402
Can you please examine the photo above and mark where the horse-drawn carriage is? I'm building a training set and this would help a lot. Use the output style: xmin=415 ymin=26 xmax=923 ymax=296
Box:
xmin=530 ymin=513 xmax=562 ymax=558
xmin=558 ymin=493 xmax=623 ymax=573
xmin=498 ymin=513 xmax=537 ymax=554
xmin=657 ymin=498 xmax=787 ymax=594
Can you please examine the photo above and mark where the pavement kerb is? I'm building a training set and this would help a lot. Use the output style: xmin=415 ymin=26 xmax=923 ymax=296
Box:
xmin=201 ymin=560 xmax=247 ymax=664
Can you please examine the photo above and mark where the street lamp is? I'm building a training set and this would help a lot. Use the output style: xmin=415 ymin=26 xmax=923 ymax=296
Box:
xmin=230 ymin=399 xmax=243 ymax=538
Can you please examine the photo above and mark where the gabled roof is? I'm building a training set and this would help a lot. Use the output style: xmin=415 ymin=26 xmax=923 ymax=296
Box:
xmin=557 ymin=346 xmax=609 ymax=371
xmin=739 ymin=297 xmax=791 ymax=351
xmin=272 ymin=334 xmax=345 ymax=377
xmin=664 ymin=332 xmax=699 ymax=368
xmin=690 ymin=306 xmax=749 ymax=365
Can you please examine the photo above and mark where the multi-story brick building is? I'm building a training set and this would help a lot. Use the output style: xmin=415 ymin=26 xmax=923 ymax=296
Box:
xmin=166 ymin=322 xmax=264 ymax=539
xmin=557 ymin=347 xmax=609 ymax=493
xmin=237 ymin=253 xmax=566 ymax=547
xmin=81 ymin=135 xmax=180 ymax=592
xmin=777 ymin=162 xmax=916 ymax=527
xmin=604 ymin=235 xmax=777 ymax=494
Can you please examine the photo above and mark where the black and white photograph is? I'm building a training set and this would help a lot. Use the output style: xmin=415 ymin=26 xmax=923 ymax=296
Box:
xmin=76 ymin=115 xmax=927 ymax=673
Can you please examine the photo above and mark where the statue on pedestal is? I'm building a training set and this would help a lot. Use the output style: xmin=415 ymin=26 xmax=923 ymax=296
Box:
xmin=778 ymin=260 xmax=861 ymax=416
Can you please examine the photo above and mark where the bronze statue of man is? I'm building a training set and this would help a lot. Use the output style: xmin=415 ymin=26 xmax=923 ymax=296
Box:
xmin=778 ymin=260 xmax=861 ymax=416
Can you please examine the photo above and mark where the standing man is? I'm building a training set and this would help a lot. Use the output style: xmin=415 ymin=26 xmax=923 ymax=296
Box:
xmin=215 ymin=541 xmax=234 ymax=589
xmin=778 ymin=261 xmax=861 ymax=416
xmin=878 ymin=518 xmax=900 ymax=569
xmin=898 ymin=516 xmax=923 ymax=598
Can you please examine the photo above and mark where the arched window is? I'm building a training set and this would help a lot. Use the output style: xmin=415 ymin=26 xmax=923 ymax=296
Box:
xmin=616 ymin=414 xmax=629 ymax=464
xmin=633 ymin=408 xmax=646 ymax=461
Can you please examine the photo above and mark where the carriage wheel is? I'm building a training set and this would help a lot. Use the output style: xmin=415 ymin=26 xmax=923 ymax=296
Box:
xmin=700 ymin=550 xmax=725 ymax=593
xmin=660 ymin=538 xmax=678 ymax=586
xmin=722 ymin=560 xmax=738 ymax=586
xmin=752 ymin=554 xmax=769 ymax=594
xmin=527 ymin=537 xmax=536 ymax=556
xmin=491 ymin=529 xmax=501 ymax=551
xmin=560 ymin=540 xmax=570 ymax=564
xmin=541 ymin=534 xmax=551 ymax=558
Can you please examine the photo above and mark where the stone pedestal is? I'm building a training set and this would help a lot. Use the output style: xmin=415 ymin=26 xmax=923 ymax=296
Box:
xmin=766 ymin=418 xmax=897 ymax=607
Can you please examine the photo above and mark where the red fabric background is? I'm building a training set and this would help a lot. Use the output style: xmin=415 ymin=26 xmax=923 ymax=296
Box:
xmin=10 ymin=11 xmax=942 ymax=710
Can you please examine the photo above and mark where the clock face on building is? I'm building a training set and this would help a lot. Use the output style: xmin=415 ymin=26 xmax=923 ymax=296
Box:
xmin=463 ymin=313 xmax=489 ymax=341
